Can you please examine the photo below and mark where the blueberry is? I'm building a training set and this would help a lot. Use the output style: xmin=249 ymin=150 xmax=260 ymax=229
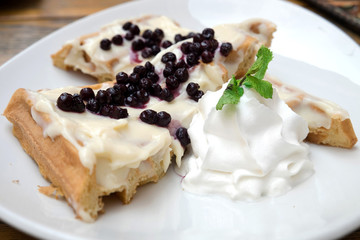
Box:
xmin=125 ymin=95 xmax=139 ymax=107
xmin=159 ymin=88 xmax=174 ymax=102
xmin=165 ymin=61 xmax=175 ymax=69
xmin=100 ymin=38 xmax=111 ymax=50
xmin=166 ymin=75 xmax=179 ymax=90
xmin=200 ymin=40 xmax=211 ymax=51
xmin=202 ymin=28 xmax=215 ymax=40
xmin=132 ymin=39 xmax=145 ymax=51
xmin=186 ymin=53 xmax=199 ymax=67
xmin=111 ymin=34 xmax=123 ymax=45
xmin=192 ymin=90 xmax=204 ymax=102
xmin=186 ymin=32 xmax=196 ymax=38
xmin=139 ymin=77 xmax=152 ymax=90
xmin=100 ymin=105 xmax=111 ymax=116
xmin=124 ymin=32 xmax=134 ymax=41
xmin=141 ymin=48 xmax=153 ymax=58
xmin=113 ymin=83 xmax=127 ymax=94
xmin=150 ymin=83 xmax=162 ymax=97
xmin=220 ymin=42 xmax=233 ymax=57
xmin=180 ymin=42 xmax=191 ymax=54
xmin=156 ymin=111 xmax=171 ymax=127
xmin=209 ymin=39 xmax=219 ymax=52
xmin=86 ymin=98 xmax=100 ymax=112
xmin=161 ymin=52 xmax=177 ymax=63
xmin=201 ymin=50 xmax=214 ymax=63
xmin=142 ymin=29 xmax=152 ymax=39
xmin=174 ymin=67 xmax=189 ymax=83
xmin=144 ymin=39 xmax=156 ymax=47
xmin=96 ymin=90 xmax=111 ymax=105
xmin=57 ymin=93 xmax=73 ymax=111
xmin=175 ymin=59 xmax=188 ymax=69
xmin=174 ymin=34 xmax=184 ymax=43
xmin=140 ymin=109 xmax=158 ymax=124
xmin=189 ymin=42 xmax=201 ymax=56
xmin=163 ymin=66 xmax=175 ymax=78
xmin=135 ymin=89 xmax=150 ymax=104
xmin=71 ymin=94 xmax=85 ymax=113
xmin=151 ymin=45 xmax=161 ymax=55
xmin=108 ymin=105 xmax=128 ymax=119
xmin=161 ymin=40 xmax=172 ymax=49
xmin=147 ymin=71 xmax=159 ymax=83
xmin=133 ymin=65 xmax=147 ymax=77
xmin=106 ymin=87 xmax=124 ymax=105
xmin=154 ymin=28 xmax=164 ymax=39
xmin=80 ymin=88 xmax=95 ymax=101
xmin=126 ymin=83 xmax=138 ymax=95
xmin=186 ymin=82 xmax=200 ymax=96
xmin=129 ymin=24 xmax=140 ymax=35
xmin=122 ymin=21 xmax=132 ymax=30
xmin=116 ymin=71 xmax=129 ymax=84
xmin=193 ymin=33 xmax=203 ymax=43
xmin=150 ymin=32 xmax=161 ymax=42
xmin=176 ymin=127 xmax=191 ymax=147
xmin=128 ymin=72 xmax=140 ymax=84
xmin=145 ymin=61 xmax=155 ymax=72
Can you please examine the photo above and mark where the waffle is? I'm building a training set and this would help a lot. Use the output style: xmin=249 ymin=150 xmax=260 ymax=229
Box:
xmin=270 ymin=78 xmax=357 ymax=148
xmin=51 ymin=15 xmax=190 ymax=82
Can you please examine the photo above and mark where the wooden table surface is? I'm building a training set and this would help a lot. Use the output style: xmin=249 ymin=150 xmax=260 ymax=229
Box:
xmin=0 ymin=0 xmax=359 ymax=239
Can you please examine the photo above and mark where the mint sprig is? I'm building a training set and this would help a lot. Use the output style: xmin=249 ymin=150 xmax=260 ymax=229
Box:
xmin=216 ymin=46 xmax=273 ymax=110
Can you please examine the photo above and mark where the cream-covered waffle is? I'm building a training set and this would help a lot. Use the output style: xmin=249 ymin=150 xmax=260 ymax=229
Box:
xmin=269 ymin=77 xmax=357 ymax=148
xmin=51 ymin=15 xmax=276 ymax=83
xmin=52 ymin=15 xmax=190 ymax=82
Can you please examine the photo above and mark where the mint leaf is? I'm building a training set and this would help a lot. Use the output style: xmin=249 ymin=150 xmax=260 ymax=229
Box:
xmin=216 ymin=46 xmax=274 ymax=110
xmin=244 ymin=76 xmax=273 ymax=99
xmin=216 ymin=85 xmax=244 ymax=110
xmin=247 ymin=46 xmax=273 ymax=80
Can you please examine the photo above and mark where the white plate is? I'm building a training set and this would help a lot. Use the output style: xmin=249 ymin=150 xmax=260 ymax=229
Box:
xmin=0 ymin=0 xmax=359 ymax=239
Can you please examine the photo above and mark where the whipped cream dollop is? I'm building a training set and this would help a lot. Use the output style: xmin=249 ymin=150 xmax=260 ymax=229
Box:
xmin=178 ymin=84 xmax=314 ymax=201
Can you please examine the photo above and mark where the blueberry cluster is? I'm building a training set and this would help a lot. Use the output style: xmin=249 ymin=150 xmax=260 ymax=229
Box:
xmin=159 ymin=51 xmax=204 ymax=102
xmin=136 ymin=28 xmax=165 ymax=58
xmin=173 ymin=32 xmax=195 ymax=43
xmin=139 ymin=109 xmax=171 ymax=127
xmin=186 ymin=82 xmax=204 ymax=102
xmin=56 ymin=89 xmax=128 ymax=119
xmin=115 ymin=61 xmax=160 ymax=107
xmin=139 ymin=109 xmax=191 ymax=147
xmin=99 ymin=21 xmax=173 ymax=60
xmin=57 ymin=93 xmax=85 ymax=113
xmin=179 ymin=28 xmax=233 ymax=66
xmin=176 ymin=127 xmax=191 ymax=147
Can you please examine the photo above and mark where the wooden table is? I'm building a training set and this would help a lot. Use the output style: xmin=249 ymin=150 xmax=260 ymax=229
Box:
xmin=0 ymin=0 xmax=359 ymax=239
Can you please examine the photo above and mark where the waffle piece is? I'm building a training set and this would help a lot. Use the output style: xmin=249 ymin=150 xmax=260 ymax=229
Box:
xmin=51 ymin=15 xmax=191 ymax=82
xmin=270 ymin=78 xmax=357 ymax=148
xmin=5 ymin=20 xmax=276 ymax=221
xmin=51 ymin=16 xmax=276 ymax=83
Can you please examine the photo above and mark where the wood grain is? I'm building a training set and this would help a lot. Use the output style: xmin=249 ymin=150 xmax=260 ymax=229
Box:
xmin=0 ymin=0 xmax=359 ymax=239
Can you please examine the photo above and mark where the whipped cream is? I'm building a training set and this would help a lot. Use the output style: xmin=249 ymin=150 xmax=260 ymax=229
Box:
xmin=178 ymin=84 xmax=314 ymax=201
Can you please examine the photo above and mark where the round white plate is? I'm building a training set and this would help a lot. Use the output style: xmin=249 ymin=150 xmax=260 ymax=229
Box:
xmin=0 ymin=0 xmax=359 ymax=239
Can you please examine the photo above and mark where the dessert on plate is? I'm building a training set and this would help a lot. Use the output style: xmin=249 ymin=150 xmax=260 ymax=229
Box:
xmin=5 ymin=17 xmax=276 ymax=221
xmin=4 ymin=15 xmax=357 ymax=222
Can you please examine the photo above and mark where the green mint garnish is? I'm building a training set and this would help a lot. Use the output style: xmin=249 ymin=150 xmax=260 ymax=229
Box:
xmin=216 ymin=46 xmax=273 ymax=110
